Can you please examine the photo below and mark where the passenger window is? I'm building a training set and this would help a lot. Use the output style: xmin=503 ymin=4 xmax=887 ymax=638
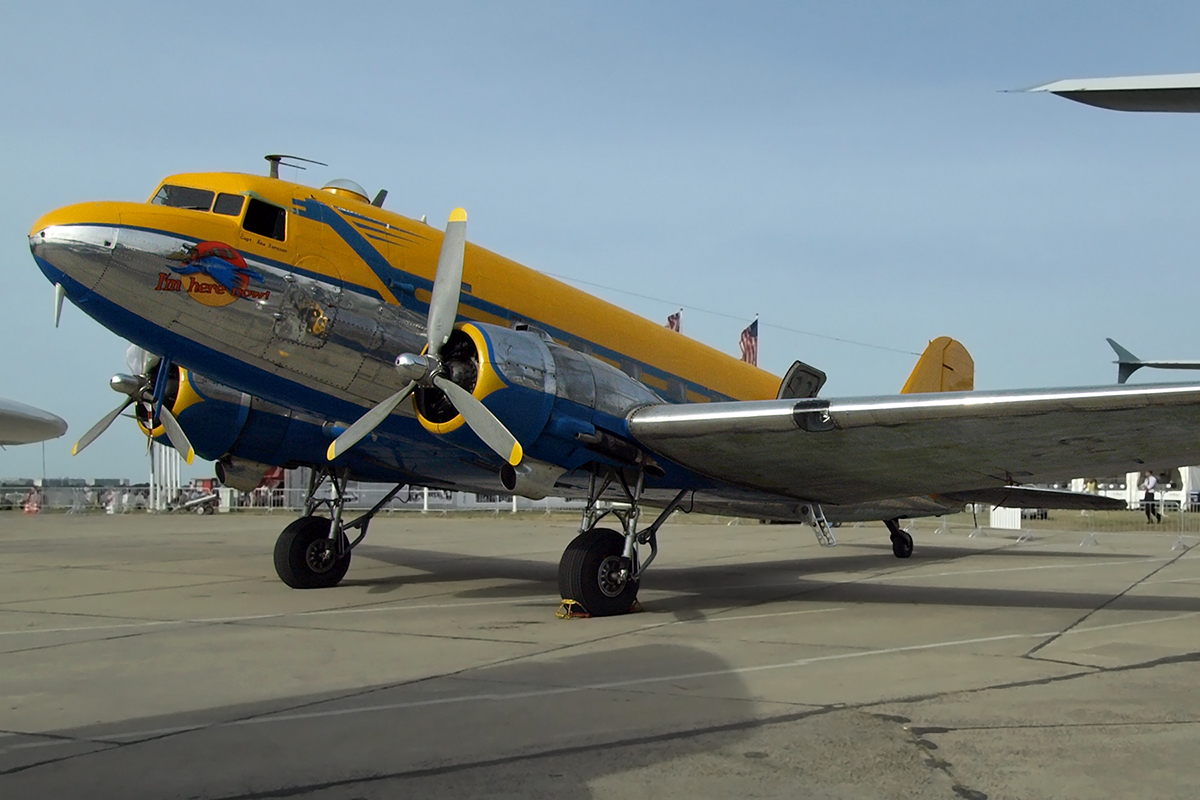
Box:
xmin=213 ymin=193 xmax=245 ymax=216
xmin=151 ymin=185 xmax=214 ymax=211
xmin=243 ymin=198 xmax=286 ymax=241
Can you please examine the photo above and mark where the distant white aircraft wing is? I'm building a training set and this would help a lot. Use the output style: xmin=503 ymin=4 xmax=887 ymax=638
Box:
xmin=1025 ymin=72 xmax=1200 ymax=112
xmin=0 ymin=398 xmax=68 ymax=445
xmin=629 ymin=383 xmax=1200 ymax=505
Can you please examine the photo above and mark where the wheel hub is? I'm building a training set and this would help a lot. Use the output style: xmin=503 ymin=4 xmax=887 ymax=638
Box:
xmin=304 ymin=539 xmax=338 ymax=574
xmin=596 ymin=555 xmax=630 ymax=597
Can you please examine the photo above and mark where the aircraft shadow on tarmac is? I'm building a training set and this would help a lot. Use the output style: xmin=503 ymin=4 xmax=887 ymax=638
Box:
xmin=1 ymin=644 xmax=792 ymax=800
xmin=348 ymin=537 xmax=1197 ymax=618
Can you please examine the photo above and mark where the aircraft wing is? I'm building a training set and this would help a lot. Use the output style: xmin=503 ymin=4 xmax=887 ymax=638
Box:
xmin=0 ymin=397 xmax=68 ymax=446
xmin=628 ymin=383 xmax=1200 ymax=506
xmin=1025 ymin=72 xmax=1200 ymax=113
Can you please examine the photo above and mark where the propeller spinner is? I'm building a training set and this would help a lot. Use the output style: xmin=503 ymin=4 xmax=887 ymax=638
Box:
xmin=326 ymin=209 xmax=523 ymax=466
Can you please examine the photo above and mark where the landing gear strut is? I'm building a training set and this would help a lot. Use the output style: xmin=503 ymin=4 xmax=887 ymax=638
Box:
xmin=885 ymin=518 xmax=913 ymax=559
xmin=273 ymin=468 xmax=404 ymax=589
xmin=557 ymin=464 xmax=688 ymax=617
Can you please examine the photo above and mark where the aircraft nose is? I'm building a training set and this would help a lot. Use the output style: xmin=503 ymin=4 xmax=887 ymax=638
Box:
xmin=0 ymin=398 xmax=68 ymax=446
xmin=29 ymin=203 xmax=122 ymax=294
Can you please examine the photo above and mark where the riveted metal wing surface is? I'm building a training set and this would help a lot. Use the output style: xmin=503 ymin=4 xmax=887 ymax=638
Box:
xmin=628 ymin=383 xmax=1200 ymax=505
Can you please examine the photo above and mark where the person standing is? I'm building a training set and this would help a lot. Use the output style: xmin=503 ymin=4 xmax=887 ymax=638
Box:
xmin=1140 ymin=471 xmax=1162 ymax=523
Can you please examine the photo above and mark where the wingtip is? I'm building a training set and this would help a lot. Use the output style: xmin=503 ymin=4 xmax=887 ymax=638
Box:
xmin=449 ymin=207 xmax=467 ymax=223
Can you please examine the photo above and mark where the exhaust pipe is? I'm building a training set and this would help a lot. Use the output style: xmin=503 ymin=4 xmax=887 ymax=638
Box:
xmin=215 ymin=456 xmax=272 ymax=492
xmin=500 ymin=458 xmax=567 ymax=500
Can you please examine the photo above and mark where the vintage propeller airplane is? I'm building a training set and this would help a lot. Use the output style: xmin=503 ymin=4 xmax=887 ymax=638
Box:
xmin=29 ymin=158 xmax=1200 ymax=615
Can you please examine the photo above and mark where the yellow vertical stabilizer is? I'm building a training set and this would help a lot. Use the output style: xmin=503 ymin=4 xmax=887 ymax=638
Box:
xmin=900 ymin=336 xmax=974 ymax=394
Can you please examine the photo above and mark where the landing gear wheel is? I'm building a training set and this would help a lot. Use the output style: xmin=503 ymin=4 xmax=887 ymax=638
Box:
xmin=558 ymin=527 xmax=639 ymax=617
xmin=273 ymin=515 xmax=351 ymax=589
xmin=891 ymin=530 xmax=914 ymax=559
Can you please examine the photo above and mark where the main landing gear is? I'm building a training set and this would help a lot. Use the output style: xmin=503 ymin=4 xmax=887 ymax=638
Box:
xmin=884 ymin=518 xmax=913 ymax=559
xmin=557 ymin=464 xmax=688 ymax=617
xmin=273 ymin=468 xmax=404 ymax=589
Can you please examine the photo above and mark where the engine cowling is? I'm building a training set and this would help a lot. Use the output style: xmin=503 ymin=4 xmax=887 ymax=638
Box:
xmin=138 ymin=365 xmax=339 ymax=487
xmin=413 ymin=322 xmax=665 ymax=474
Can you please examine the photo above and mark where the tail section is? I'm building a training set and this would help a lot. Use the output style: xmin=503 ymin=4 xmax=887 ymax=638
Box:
xmin=901 ymin=336 xmax=974 ymax=394
xmin=1106 ymin=338 xmax=1143 ymax=384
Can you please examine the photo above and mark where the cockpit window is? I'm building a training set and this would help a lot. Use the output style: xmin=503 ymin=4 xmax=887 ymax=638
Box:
xmin=151 ymin=185 xmax=215 ymax=211
xmin=243 ymin=198 xmax=286 ymax=241
xmin=213 ymin=193 xmax=245 ymax=217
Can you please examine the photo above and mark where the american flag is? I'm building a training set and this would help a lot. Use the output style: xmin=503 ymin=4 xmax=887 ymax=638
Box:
xmin=739 ymin=319 xmax=758 ymax=366
xmin=665 ymin=310 xmax=681 ymax=332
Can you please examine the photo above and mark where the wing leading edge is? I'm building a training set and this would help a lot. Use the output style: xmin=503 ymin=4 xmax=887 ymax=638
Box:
xmin=1025 ymin=73 xmax=1200 ymax=113
xmin=628 ymin=383 xmax=1200 ymax=506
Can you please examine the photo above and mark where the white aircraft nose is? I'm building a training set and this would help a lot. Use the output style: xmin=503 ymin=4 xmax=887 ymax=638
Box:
xmin=0 ymin=398 xmax=68 ymax=446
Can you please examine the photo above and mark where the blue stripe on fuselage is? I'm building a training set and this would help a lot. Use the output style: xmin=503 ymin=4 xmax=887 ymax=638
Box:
xmin=292 ymin=199 xmax=732 ymax=402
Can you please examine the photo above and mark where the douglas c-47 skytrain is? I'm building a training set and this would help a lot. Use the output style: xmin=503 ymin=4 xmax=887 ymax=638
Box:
xmin=29 ymin=157 xmax=1200 ymax=615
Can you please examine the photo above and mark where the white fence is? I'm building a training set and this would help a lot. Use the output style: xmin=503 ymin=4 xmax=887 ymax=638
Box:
xmin=222 ymin=485 xmax=587 ymax=514
xmin=0 ymin=484 xmax=587 ymax=515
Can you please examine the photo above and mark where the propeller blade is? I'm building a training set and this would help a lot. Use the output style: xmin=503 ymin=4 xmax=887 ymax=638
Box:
xmin=326 ymin=382 xmax=415 ymax=461
xmin=432 ymin=374 xmax=523 ymax=466
xmin=426 ymin=208 xmax=467 ymax=354
xmin=53 ymin=283 xmax=65 ymax=328
xmin=72 ymin=397 xmax=136 ymax=456
xmin=158 ymin=405 xmax=196 ymax=465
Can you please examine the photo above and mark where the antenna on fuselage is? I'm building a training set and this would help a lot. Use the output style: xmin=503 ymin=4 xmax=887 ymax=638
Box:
xmin=264 ymin=154 xmax=328 ymax=179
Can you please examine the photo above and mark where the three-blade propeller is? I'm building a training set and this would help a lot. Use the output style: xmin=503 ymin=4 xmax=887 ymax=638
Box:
xmin=72 ymin=345 xmax=196 ymax=464
xmin=326 ymin=209 xmax=523 ymax=466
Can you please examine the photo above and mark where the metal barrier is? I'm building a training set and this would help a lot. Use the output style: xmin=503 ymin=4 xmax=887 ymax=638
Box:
xmin=0 ymin=485 xmax=588 ymax=515
xmin=922 ymin=510 xmax=1200 ymax=550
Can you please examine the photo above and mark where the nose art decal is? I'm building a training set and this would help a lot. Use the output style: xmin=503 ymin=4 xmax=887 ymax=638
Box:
xmin=156 ymin=241 xmax=269 ymax=307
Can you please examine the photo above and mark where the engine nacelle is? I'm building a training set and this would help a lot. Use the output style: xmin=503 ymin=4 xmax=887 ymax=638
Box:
xmin=138 ymin=365 xmax=337 ymax=473
xmin=414 ymin=322 xmax=665 ymax=475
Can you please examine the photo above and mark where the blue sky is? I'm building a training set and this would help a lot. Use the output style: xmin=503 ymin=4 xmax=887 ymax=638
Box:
xmin=3 ymin=2 xmax=1200 ymax=481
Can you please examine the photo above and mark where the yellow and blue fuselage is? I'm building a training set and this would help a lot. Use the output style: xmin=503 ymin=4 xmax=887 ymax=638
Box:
xmin=29 ymin=171 xmax=780 ymax=493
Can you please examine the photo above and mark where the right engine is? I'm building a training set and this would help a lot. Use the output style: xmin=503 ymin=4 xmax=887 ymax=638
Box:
xmin=406 ymin=322 xmax=666 ymax=495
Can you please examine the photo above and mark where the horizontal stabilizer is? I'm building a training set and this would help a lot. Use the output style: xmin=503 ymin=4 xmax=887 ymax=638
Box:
xmin=1107 ymin=338 xmax=1200 ymax=384
xmin=941 ymin=486 xmax=1125 ymax=511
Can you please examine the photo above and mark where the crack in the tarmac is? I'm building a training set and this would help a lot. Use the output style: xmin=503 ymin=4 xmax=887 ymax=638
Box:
xmin=1024 ymin=546 xmax=1190 ymax=658
xmin=911 ymin=718 xmax=1200 ymax=735
xmin=874 ymin=714 xmax=989 ymax=800
xmin=0 ymin=613 xmax=698 ymax=777
xmin=203 ymin=707 xmax=846 ymax=799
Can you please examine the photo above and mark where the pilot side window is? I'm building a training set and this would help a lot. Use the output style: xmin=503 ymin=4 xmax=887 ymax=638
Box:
xmin=212 ymin=193 xmax=245 ymax=217
xmin=151 ymin=185 xmax=214 ymax=211
xmin=243 ymin=198 xmax=286 ymax=241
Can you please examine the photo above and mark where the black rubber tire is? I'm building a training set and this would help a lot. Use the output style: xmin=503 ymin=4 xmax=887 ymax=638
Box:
xmin=273 ymin=516 xmax=351 ymax=589
xmin=891 ymin=530 xmax=914 ymax=559
xmin=557 ymin=527 xmax=639 ymax=617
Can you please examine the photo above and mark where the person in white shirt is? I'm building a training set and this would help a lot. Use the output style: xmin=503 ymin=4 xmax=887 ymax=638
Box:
xmin=1140 ymin=471 xmax=1162 ymax=523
